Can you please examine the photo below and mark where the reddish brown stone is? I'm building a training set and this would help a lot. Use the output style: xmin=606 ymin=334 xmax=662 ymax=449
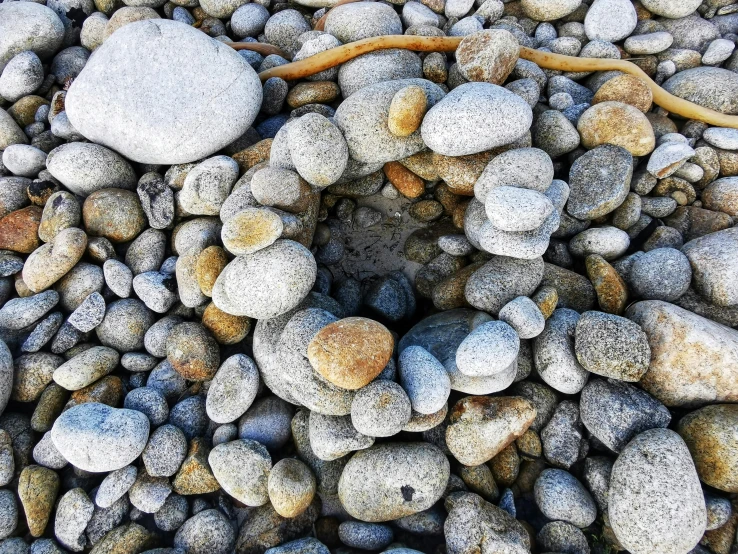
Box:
xmin=0 ymin=206 xmax=42 ymax=253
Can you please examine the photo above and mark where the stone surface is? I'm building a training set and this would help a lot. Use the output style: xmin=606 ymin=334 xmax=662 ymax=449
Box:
xmin=66 ymin=20 xmax=262 ymax=163
xmin=608 ymin=429 xmax=707 ymax=554
xmin=663 ymin=67 xmax=738 ymax=115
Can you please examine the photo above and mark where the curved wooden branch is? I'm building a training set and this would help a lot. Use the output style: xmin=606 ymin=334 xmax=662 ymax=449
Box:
xmin=228 ymin=35 xmax=738 ymax=128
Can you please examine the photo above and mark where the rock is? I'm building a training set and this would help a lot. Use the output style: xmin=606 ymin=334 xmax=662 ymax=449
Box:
xmin=54 ymin=488 xmax=94 ymax=551
xmin=66 ymin=20 xmax=262 ymax=164
xmin=534 ymin=468 xmax=597 ymax=528
xmin=475 ymin=147 xmax=554 ymax=199
xmin=208 ymin=439 xmax=271 ymax=506
xmin=592 ymin=74 xmax=654 ymax=112
xmin=444 ymin=493 xmax=530 ymax=554
xmin=96 ymin=466 xmax=137 ymax=508
xmin=577 ymin=102 xmax=655 ymax=156
xmin=682 ymin=227 xmax=738 ymax=307
xmin=88 ymin=523 xmax=157 ymax=554
xmin=267 ymin=458 xmax=316 ymax=518
xmin=338 ymin=522 xmax=393 ymax=550
xmin=288 ymin=114 xmax=348 ymax=188
xmin=455 ymin=30 xmax=519 ymax=85
xmin=337 ymin=442 xmax=449 ymax=522
xmin=235 ymin=499 xmax=320 ymax=554
xmin=678 ymin=404 xmax=738 ymax=493
xmin=628 ymin=247 xmax=692 ymax=302
xmin=608 ymin=429 xmax=706 ymax=554
xmin=51 ymin=403 xmax=150 ymax=472
xmin=640 ymin=0 xmax=702 ymax=19
xmin=388 ymin=85 xmax=427 ymax=137
xmin=646 ymin=142 xmax=696 ymax=179
xmin=464 ymin=256 xmax=544 ymax=315
xmin=265 ymin=538 xmax=329 ymax=554
xmin=96 ymin=298 xmax=155 ymax=352
xmin=18 ymin=465 xmax=59 ymax=537
xmin=421 ymin=83 xmax=532 ymax=156
xmin=53 ymin=346 xmax=119 ymax=391
xmin=324 ymin=2 xmax=402 ymax=43
xmin=46 ymin=143 xmax=136 ymax=197
xmin=484 ymin=186 xmax=554 ymax=232
xmin=309 ymin=412 xmax=373 ymax=461
xmin=455 ymin=321 xmax=520 ymax=377
xmin=498 ymin=296 xmax=545 ymax=339
xmin=521 ymin=0 xmax=580 ymax=20
xmin=23 ymin=228 xmax=87 ymax=293
xmin=0 ymin=3 xmax=64 ymax=72
xmin=171 ymin=438 xmax=220 ymax=496
xmin=533 ymin=309 xmax=589 ymax=394
xmin=351 ymin=380 xmax=412 ymax=437
xmin=213 ymin=240 xmax=316 ymax=319
xmin=0 ymin=290 xmax=59 ymax=330
xmin=574 ymin=311 xmax=651 ymax=381
xmin=398 ymin=345 xmax=451 ymax=415
xmin=445 ymin=396 xmax=536 ymax=466
xmin=0 ymin=489 xmax=17 ymax=539
xmin=628 ymin=300 xmax=738 ymax=405
xmin=166 ymin=322 xmax=220 ymax=381
xmin=541 ymin=400 xmax=586 ymax=469
xmin=334 ymin=78 xmax=446 ymax=164
xmin=581 ymin=379 xmax=671 ymax=453
xmin=307 ymin=317 xmax=393 ymax=390
xmin=567 ymin=144 xmax=632 ymax=220
xmin=206 ymin=354 xmax=259 ymax=424
xmin=142 ymin=424 xmax=186 ymax=477
xmin=174 ymin=510 xmax=235 ymax=554
xmin=584 ymin=0 xmax=637 ymax=42
xmin=179 ymin=156 xmax=239 ymax=216
xmin=663 ymin=67 xmax=738 ymax=115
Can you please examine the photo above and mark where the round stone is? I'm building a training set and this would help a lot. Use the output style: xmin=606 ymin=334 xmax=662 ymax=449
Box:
xmin=398 ymin=345 xmax=451 ymax=415
xmin=83 ymin=188 xmax=146 ymax=243
xmin=521 ymin=0 xmax=581 ymax=20
xmin=307 ymin=317 xmax=394 ymax=390
xmin=455 ymin=321 xmax=520 ymax=377
xmin=65 ymin=20 xmax=262 ymax=164
xmin=287 ymin=113 xmax=349 ymax=188
xmin=337 ymin=442 xmax=450 ymax=522
xmin=166 ymin=322 xmax=220 ymax=381
xmin=455 ymin=30 xmax=519 ymax=85
xmin=208 ymin=439 xmax=272 ymax=506
xmin=628 ymin=247 xmax=691 ymax=301
xmin=388 ymin=85 xmax=427 ymax=137
xmin=267 ymin=458 xmax=316 ymax=518
xmin=50 ymin=403 xmax=150 ymax=472
xmin=584 ymin=0 xmax=637 ymax=42
xmin=221 ymin=207 xmax=283 ymax=256
xmin=577 ymin=102 xmax=655 ymax=156
xmin=0 ymin=3 xmax=64 ymax=72
xmin=351 ymin=380 xmax=412 ymax=437
xmin=534 ymin=468 xmax=597 ymax=528
xmin=640 ymin=0 xmax=701 ymax=18
xmin=484 ymin=186 xmax=554 ymax=232
xmin=324 ymin=2 xmax=403 ymax=43
xmin=206 ymin=354 xmax=260 ymax=424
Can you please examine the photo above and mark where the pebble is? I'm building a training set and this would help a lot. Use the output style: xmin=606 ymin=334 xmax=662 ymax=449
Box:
xmin=206 ymin=354 xmax=259 ymax=424
xmin=608 ymin=429 xmax=706 ymax=554
xmin=338 ymin=442 xmax=449 ymax=522
xmin=53 ymin=345 xmax=119 ymax=390
xmin=498 ymin=296 xmax=545 ymax=339
xmin=339 ymin=522 xmax=394 ymax=550
xmin=521 ymin=0 xmax=580 ymax=20
xmin=682 ymin=227 xmax=738 ymax=306
xmin=388 ymin=85 xmax=427 ymax=137
xmin=577 ymin=102 xmax=655 ymax=156
xmin=455 ymin=30 xmax=519 ymax=85
xmin=22 ymin=227 xmax=87 ymax=293
xmin=166 ymin=322 xmax=220 ymax=380
xmin=173 ymin=510 xmax=235 ymax=554
xmin=179 ymin=156 xmax=239 ymax=216
xmin=455 ymin=320 xmax=520 ymax=377
xmin=475 ymin=147 xmax=554 ymax=200
xmin=54 ymin=488 xmax=94 ymax=551
xmin=0 ymin=290 xmax=58 ymax=330
xmin=351 ymin=380 xmax=412 ymax=437
xmin=567 ymin=144 xmax=632 ymax=220
xmin=663 ymin=67 xmax=738 ymax=114
xmin=703 ymin=127 xmax=738 ymax=150
xmin=18 ymin=465 xmax=59 ymax=537
xmin=46 ymin=143 xmax=135 ymax=197
xmin=0 ymin=489 xmax=17 ymax=540
xmin=268 ymin=458 xmax=316 ymax=518
xmin=534 ymin=468 xmax=597 ymax=528
xmin=584 ymin=0 xmax=637 ymax=42
xmin=421 ymin=83 xmax=532 ymax=156
xmin=50 ymin=403 xmax=149 ymax=472
xmin=238 ymin=396 xmax=294 ymax=450
xmin=95 ymin=466 xmax=137 ymax=508
xmin=96 ymin=298 xmax=155 ymax=352
xmin=0 ymin=3 xmax=64 ymax=73
xmin=398 ymin=345 xmax=450 ymax=415
xmin=628 ymin=247 xmax=691 ymax=301
xmin=533 ymin=308 xmax=589 ymax=394
xmin=446 ymin=396 xmax=536 ymax=466
xmin=124 ymin=387 xmax=169 ymax=426
xmin=324 ymin=2 xmax=403 ymax=43
xmin=208 ymin=439 xmax=271 ymax=506
xmin=67 ymin=291 xmax=105 ymax=332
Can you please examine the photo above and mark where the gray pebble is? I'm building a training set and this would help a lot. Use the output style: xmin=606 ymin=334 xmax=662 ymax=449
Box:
xmin=0 ymin=291 xmax=59 ymax=330
xmin=137 ymin=172 xmax=175 ymax=230
xmin=534 ymin=468 xmax=597 ymax=528
xmin=264 ymin=538 xmax=328 ymax=554
xmin=536 ymin=521 xmax=590 ymax=554
xmin=324 ymin=2 xmax=402 ymax=43
xmin=67 ymin=292 xmax=105 ymax=332
xmin=498 ymin=296 xmax=545 ymax=339
xmin=169 ymin=396 xmax=208 ymax=440
xmin=45 ymin=143 xmax=136 ymax=197
xmin=541 ymin=400 xmax=587 ymax=469
xmin=132 ymin=272 xmax=178 ymax=314
xmin=54 ymin=488 xmax=94 ymax=551
xmin=32 ymin=431 xmax=67 ymax=470
xmin=124 ymin=387 xmax=169 ymax=426
xmin=628 ymin=247 xmax=691 ymax=301
xmin=351 ymin=380 xmax=412 ymax=437
xmin=206 ymin=354 xmax=260 ymax=424
xmin=96 ymin=299 xmax=155 ymax=352
xmin=129 ymin=469 xmax=172 ymax=513
xmin=144 ymin=316 xmax=185 ymax=358
xmin=582 ymin=456 xmax=613 ymax=514
xmin=209 ymin=439 xmax=271 ymax=506
xmin=338 ymin=49 xmax=422 ymax=98
xmin=338 ymin=521 xmax=394 ymax=550
xmin=238 ymin=396 xmax=294 ymax=451
xmin=154 ymin=494 xmax=188 ymax=532
xmin=120 ymin=352 xmax=158 ymax=373
xmin=533 ymin=308 xmax=589 ymax=395
xmin=288 ymin=113 xmax=348 ymax=188
xmin=0 ymin=489 xmax=17 ymax=539
xmin=95 ymin=465 xmax=137 ymax=508
xmin=126 ymin=228 xmax=167 ymax=275
xmin=22 ymin=312 xmax=63 ymax=353
xmin=147 ymin=360 xmax=187 ymax=400
xmin=231 ymin=3 xmax=270 ymax=38
xmin=173 ymin=509 xmax=235 ymax=554
xmin=53 ymin=345 xmax=119 ymax=390
xmin=567 ymin=144 xmax=632 ymax=220
xmin=398 ymin=345 xmax=450 ymax=415
xmin=308 ymin=412 xmax=374 ymax=461
xmin=455 ymin=320 xmax=520 ymax=377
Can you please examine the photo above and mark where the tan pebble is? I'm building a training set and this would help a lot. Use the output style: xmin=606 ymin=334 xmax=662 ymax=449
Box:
xmin=593 ymin=74 xmax=653 ymax=113
xmin=434 ymin=182 xmax=461 ymax=215
xmin=586 ymin=254 xmax=629 ymax=315
xmin=654 ymin=176 xmax=696 ymax=204
xmin=88 ymin=523 xmax=157 ymax=554
xmin=433 ymin=151 xmax=493 ymax=196
xmin=399 ymin=151 xmax=439 ymax=181
xmin=18 ymin=465 xmax=59 ymax=537
xmin=0 ymin=206 xmax=42 ymax=253
xmin=388 ymin=85 xmax=427 ymax=137
xmin=66 ymin=376 xmax=124 ymax=409
xmin=307 ymin=317 xmax=394 ymax=390
xmin=409 ymin=199 xmax=443 ymax=222
xmin=232 ymin=139 xmax=273 ymax=172
xmin=489 ymin=442 xmax=520 ymax=488
xmin=383 ymin=162 xmax=425 ymax=198
xmin=167 ymin=322 xmax=220 ymax=381
xmin=195 ymin=245 xmax=228 ymax=297
xmin=82 ymin=189 xmax=146 ymax=243
xmin=455 ymin=29 xmax=519 ymax=84
xmin=531 ymin=286 xmax=558 ymax=319
xmin=202 ymin=302 xmax=251 ymax=345
xmin=432 ymin=261 xmax=484 ymax=310
xmin=458 ymin=463 xmax=499 ymax=502
xmin=515 ymin=429 xmax=542 ymax=460
xmin=8 ymin=96 xmax=49 ymax=127
xmin=221 ymin=207 xmax=283 ymax=256
xmin=23 ymin=227 xmax=87 ymax=293
xmin=15 ymin=273 xmax=33 ymax=297
xmin=31 ymin=383 xmax=69 ymax=432
xmin=103 ymin=7 xmax=160 ymax=40
xmin=446 ymin=396 xmax=537 ymax=466
xmin=678 ymin=404 xmax=738 ymax=493
xmin=268 ymin=458 xmax=316 ymax=518
xmin=287 ymin=81 xmax=340 ymax=108
xmin=172 ymin=438 xmax=221 ymax=495
xmin=577 ymin=101 xmax=656 ymax=156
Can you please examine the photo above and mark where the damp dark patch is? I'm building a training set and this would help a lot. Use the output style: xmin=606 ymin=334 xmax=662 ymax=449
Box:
xmin=401 ymin=485 xmax=415 ymax=501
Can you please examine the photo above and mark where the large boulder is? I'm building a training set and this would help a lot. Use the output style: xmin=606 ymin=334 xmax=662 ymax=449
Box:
xmin=66 ymin=20 xmax=262 ymax=164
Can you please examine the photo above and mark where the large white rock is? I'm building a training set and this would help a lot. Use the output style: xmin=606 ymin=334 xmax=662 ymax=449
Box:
xmin=609 ymin=428 xmax=706 ymax=554
xmin=66 ymin=20 xmax=262 ymax=164
xmin=626 ymin=300 xmax=738 ymax=406
xmin=421 ymin=83 xmax=533 ymax=156
xmin=0 ymin=2 xmax=65 ymax=73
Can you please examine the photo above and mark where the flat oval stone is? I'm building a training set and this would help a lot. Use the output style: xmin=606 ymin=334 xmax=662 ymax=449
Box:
xmin=662 ymin=67 xmax=738 ymax=115
xmin=338 ymin=442 xmax=449 ymax=522
xmin=66 ymin=20 xmax=262 ymax=164
xmin=609 ymin=429 xmax=706 ymax=554
xmin=23 ymin=227 xmax=87 ymax=293
xmin=213 ymin=239 xmax=316 ymax=319
xmin=307 ymin=317 xmax=394 ymax=390
xmin=46 ymin=143 xmax=136 ymax=197
xmin=50 ymin=403 xmax=150 ymax=472
xmin=421 ymin=83 xmax=533 ymax=157
xmin=208 ymin=439 xmax=272 ymax=506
